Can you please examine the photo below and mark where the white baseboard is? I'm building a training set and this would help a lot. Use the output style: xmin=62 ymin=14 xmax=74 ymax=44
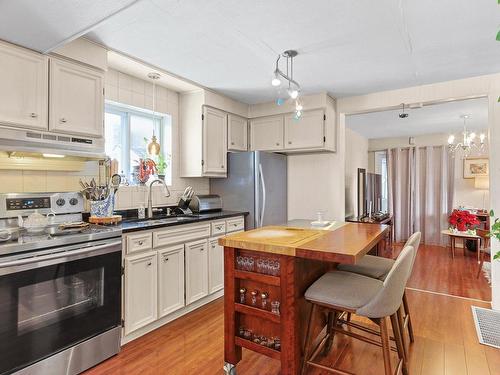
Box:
xmin=121 ymin=289 xmax=224 ymax=345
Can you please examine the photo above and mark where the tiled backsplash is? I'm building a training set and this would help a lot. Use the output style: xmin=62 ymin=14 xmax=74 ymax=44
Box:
xmin=0 ymin=162 xmax=99 ymax=193
xmin=114 ymin=179 xmax=208 ymax=210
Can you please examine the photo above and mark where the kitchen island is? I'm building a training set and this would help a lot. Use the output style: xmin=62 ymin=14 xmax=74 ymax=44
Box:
xmin=219 ymin=222 xmax=389 ymax=375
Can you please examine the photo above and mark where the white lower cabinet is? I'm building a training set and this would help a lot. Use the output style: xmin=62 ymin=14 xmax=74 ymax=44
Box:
xmin=124 ymin=251 xmax=158 ymax=335
xmin=208 ymin=237 xmax=224 ymax=293
xmin=185 ymin=239 xmax=209 ymax=305
xmin=158 ymin=245 xmax=185 ymax=318
xmin=123 ymin=217 xmax=245 ymax=340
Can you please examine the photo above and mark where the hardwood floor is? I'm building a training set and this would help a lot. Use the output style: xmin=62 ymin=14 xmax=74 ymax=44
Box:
xmin=86 ymin=289 xmax=499 ymax=375
xmin=396 ymin=243 xmax=491 ymax=301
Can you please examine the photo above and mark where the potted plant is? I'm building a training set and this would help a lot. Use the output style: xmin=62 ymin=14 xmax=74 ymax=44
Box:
xmin=490 ymin=210 xmax=500 ymax=260
xmin=448 ymin=209 xmax=480 ymax=234
xmin=156 ymin=153 xmax=167 ymax=181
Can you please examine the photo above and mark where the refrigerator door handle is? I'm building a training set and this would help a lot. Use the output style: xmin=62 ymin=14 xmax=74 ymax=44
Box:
xmin=258 ymin=163 xmax=266 ymax=227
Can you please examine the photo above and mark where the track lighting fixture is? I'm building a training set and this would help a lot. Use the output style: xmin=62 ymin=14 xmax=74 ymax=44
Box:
xmin=271 ymin=50 xmax=302 ymax=118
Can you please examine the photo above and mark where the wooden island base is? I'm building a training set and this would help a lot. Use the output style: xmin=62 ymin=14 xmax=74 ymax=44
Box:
xmin=220 ymin=223 xmax=389 ymax=375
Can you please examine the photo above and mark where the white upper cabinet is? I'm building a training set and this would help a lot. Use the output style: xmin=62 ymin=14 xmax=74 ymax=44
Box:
xmin=158 ymin=245 xmax=185 ymax=318
xmin=250 ymin=116 xmax=284 ymax=151
xmin=49 ymin=58 xmax=104 ymax=137
xmin=0 ymin=41 xmax=48 ymax=130
xmin=202 ymin=106 xmax=227 ymax=176
xmin=228 ymin=114 xmax=248 ymax=151
xmin=284 ymin=109 xmax=325 ymax=150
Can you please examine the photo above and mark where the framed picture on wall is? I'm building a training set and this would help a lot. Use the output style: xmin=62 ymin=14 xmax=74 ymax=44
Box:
xmin=463 ymin=158 xmax=489 ymax=179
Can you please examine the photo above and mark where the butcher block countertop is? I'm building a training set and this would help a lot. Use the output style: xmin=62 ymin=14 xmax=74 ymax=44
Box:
xmin=219 ymin=221 xmax=389 ymax=264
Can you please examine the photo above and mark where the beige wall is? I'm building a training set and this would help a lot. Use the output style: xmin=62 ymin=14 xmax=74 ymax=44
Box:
xmin=345 ymin=128 xmax=369 ymax=217
xmin=367 ymin=132 xmax=490 ymax=210
xmin=105 ymin=68 xmax=210 ymax=209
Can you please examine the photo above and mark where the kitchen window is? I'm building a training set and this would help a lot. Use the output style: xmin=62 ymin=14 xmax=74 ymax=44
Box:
xmin=105 ymin=104 xmax=172 ymax=185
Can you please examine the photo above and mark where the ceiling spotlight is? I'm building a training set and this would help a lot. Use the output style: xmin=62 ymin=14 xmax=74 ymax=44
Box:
xmin=271 ymin=71 xmax=281 ymax=87
xmin=288 ymin=89 xmax=299 ymax=99
xmin=399 ymin=103 xmax=409 ymax=118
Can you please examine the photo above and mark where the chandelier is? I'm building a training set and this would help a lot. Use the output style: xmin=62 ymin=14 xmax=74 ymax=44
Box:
xmin=447 ymin=115 xmax=486 ymax=157
xmin=271 ymin=50 xmax=303 ymax=119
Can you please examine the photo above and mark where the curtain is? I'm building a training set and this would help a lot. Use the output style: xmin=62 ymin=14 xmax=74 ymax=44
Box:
xmin=387 ymin=146 xmax=454 ymax=245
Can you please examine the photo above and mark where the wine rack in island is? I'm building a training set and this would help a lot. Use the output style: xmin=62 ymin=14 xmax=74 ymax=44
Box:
xmin=224 ymin=244 xmax=336 ymax=374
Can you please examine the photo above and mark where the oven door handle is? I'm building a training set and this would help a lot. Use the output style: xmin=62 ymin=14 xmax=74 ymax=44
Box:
xmin=0 ymin=240 xmax=122 ymax=269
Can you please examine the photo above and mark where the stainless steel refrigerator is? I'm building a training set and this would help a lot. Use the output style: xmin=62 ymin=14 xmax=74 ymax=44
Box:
xmin=210 ymin=151 xmax=287 ymax=229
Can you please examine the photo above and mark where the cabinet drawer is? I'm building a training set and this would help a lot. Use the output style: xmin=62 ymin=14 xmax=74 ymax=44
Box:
xmin=153 ymin=223 xmax=211 ymax=248
xmin=226 ymin=217 xmax=245 ymax=233
xmin=211 ymin=221 xmax=226 ymax=236
xmin=126 ymin=232 xmax=153 ymax=254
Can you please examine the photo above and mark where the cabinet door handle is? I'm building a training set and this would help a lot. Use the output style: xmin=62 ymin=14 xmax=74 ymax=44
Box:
xmin=147 ymin=262 xmax=152 ymax=266
xmin=221 ymin=165 xmax=224 ymax=169
xmin=288 ymin=141 xmax=292 ymax=145
xmin=231 ymin=142 xmax=235 ymax=145
xmin=30 ymin=113 xmax=37 ymax=118
xmin=276 ymin=143 xmax=280 ymax=146
xmin=138 ymin=240 xmax=144 ymax=246
xmin=163 ymin=257 xmax=169 ymax=262
xmin=60 ymin=118 xmax=67 ymax=123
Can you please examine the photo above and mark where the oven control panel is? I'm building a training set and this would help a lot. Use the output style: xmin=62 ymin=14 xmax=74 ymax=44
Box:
xmin=7 ymin=197 xmax=51 ymax=211
xmin=0 ymin=192 xmax=84 ymax=218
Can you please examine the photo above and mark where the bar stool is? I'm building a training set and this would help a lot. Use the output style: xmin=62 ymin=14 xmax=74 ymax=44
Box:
xmin=301 ymin=245 xmax=415 ymax=375
xmin=337 ymin=232 xmax=421 ymax=343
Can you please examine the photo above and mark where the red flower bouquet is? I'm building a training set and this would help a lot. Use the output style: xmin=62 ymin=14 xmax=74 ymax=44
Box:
xmin=448 ymin=210 xmax=480 ymax=232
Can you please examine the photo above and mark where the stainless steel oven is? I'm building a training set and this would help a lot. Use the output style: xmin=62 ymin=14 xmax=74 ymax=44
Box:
xmin=0 ymin=192 xmax=123 ymax=375
xmin=0 ymin=238 xmax=122 ymax=375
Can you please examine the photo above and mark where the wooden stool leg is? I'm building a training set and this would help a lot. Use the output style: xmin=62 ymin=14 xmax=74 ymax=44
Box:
xmin=346 ymin=312 xmax=352 ymax=322
xmin=477 ymin=238 xmax=481 ymax=263
xmin=301 ymin=304 xmax=317 ymax=375
xmin=380 ymin=317 xmax=392 ymax=375
xmin=323 ymin=311 xmax=340 ymax=356
xmin=397 ymin=306 xmax=408 ymax=358
xmin=391 ymin=313 xmax=408 ymax=375
xmin=402 ymin=291 xmax=414 ymax=343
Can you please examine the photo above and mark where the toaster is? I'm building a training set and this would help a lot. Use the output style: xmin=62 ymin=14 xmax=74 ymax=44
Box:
xmin=188 ymin=194 xmax=222 ymax=213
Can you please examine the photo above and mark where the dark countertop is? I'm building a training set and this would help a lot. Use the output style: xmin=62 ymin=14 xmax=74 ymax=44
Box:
xmin=120 ymin=211 xmax=248 ymax=233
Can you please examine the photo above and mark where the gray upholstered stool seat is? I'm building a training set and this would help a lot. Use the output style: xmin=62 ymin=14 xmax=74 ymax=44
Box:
xmin=336 ymin=256 xmax=394 ymax=280
xmin=336 ymin=232 xmax=421 ymax=281
xmin=305 ymin=271 xmax=383 ymax=309
xmin=301 ymin=245 xmax=415 ymax=375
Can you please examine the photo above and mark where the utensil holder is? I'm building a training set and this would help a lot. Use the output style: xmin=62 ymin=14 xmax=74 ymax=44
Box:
xmin=90 ymin=192 xmax=115 ymax=218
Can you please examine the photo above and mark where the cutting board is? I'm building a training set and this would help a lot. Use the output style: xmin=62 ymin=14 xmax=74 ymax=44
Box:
xmin=242 ymin=227 xmax=322 ymax=245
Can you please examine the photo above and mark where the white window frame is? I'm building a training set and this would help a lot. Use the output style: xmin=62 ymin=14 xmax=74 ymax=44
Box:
xmin=105 ymin=103 xmax=171 ymax=184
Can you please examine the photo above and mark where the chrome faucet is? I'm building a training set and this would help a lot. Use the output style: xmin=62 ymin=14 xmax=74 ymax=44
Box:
xmin=147 ymin=179 xmax=171 ymax=218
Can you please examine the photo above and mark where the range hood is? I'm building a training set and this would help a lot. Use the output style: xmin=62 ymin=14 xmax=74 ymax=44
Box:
xmin=0 ymin=126 xmax=105 ymax=159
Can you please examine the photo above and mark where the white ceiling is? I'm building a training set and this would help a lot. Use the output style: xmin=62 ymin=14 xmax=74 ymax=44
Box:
xmin=346 ymin=97 xmax=489 ymax=139
xmin=1 ymin=1 xmax=499 ymax=104
xmin=0 ymin=0 xmax=139 ymax=52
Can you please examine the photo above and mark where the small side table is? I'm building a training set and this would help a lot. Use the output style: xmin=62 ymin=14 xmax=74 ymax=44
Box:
xmin=441 ymin=229 xmax=481 ymax=263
